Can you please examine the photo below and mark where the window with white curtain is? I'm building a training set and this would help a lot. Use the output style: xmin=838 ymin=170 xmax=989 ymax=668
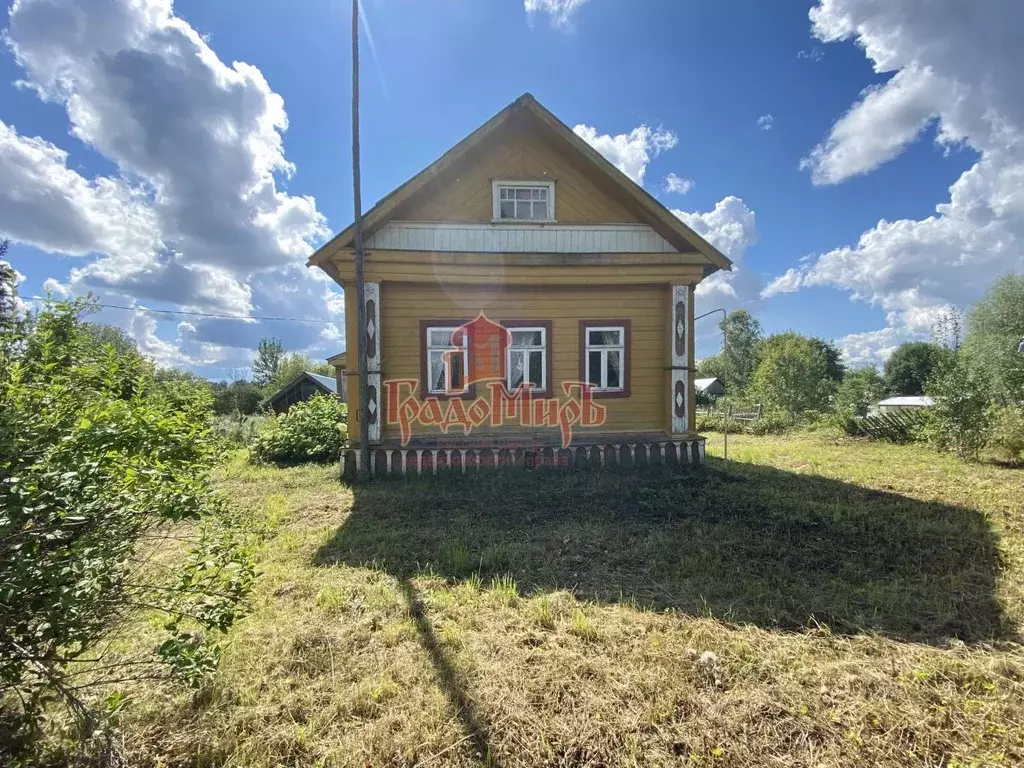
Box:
xmin=506 ymin=327 xmax=546 ymax=391
xmin=584 ymin=326 xmax=625 ymax=391
xmin=425 ymin=326 xmax=468 ymax=394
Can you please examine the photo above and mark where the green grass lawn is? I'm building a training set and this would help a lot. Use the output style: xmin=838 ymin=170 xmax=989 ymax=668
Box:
xmin=114 ymin=433 xmax=1023 ymax=767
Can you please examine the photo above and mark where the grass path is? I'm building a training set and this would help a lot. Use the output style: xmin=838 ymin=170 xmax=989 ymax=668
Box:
xmin=118 ymin=434 xmax=1024 ymax=767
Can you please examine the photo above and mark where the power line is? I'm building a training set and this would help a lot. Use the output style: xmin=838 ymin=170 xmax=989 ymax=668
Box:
xmin=25 ymin=296 xmax=336 ymax=325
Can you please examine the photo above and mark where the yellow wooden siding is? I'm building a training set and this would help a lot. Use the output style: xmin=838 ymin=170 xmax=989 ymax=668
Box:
xmin=395 ymin=126 xmax=643 ymax=225
xmin=364 ymin=283 xmax=666 ymax=442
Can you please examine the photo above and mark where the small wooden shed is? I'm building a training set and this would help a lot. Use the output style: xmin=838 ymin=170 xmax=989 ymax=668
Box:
xmin=695 ymin=377 xmax=725 ymax=397
xmin=264 ymin=371 xmax=339 ymax=414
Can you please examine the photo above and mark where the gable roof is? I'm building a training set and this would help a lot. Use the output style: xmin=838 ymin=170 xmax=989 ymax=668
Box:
xmin=695 ymin=377 xmax=724 ymax=393
xmin=308 ymin=93 xmax=733 ymax=273
xmin=307 ymin=373 xmax=338 ymax=393
xmin=263 ymin=371 xmax=338 ymax=408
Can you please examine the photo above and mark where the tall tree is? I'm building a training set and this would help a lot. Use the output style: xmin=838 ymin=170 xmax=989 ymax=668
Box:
xmin=82 ymin=322 xmax=141 ymax=361
xmin=809 ymin=337 xmax=846 ymax=382
xmin=212 ymin=379 xmax=265 ymax=415
xmin=932 ymin=307 xmax=965 ymax=352
xmin=749 ymin=331 xmax=836 ymax=416
xmin=252 ymin=337 xmax=285 ymax=386
xmin=883 ymin=342 xmax=952 ymax=396
xmin=0 ymin=239 xmax=20 ymax=342
xmin=962 ymin=273 xmax=1024 ymax=404
xmin=718 ymin=310 xmax=763 ymax=393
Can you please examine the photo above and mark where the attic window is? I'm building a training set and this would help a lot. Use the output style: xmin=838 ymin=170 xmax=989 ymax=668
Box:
xmin=492 ymin=181 xmax=555 ymax=222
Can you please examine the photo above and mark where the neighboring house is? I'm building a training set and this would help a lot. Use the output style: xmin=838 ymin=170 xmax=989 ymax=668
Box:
xmin=264 ymin=371 xmax=338 ymax=414
xmin=695 ymin=377 xmax=725 ymax=397
xmin=308 ymin=93 xmax=733 ymax=476
xmin=327 ymin=351 xmax=349 ymax=401
xmin=873 ymin=395 xmax=935 ymax=415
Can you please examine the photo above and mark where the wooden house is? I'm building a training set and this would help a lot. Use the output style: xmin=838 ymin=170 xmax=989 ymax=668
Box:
xmin=264 ymin=371 xmax=339 ymax=414
xmin=308 ymin=94 xmax=732 ymax=476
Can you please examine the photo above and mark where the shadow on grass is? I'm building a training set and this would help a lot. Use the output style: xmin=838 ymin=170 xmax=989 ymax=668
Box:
xmin=314 ymin=459 xmax=1012 ymax=759
xmin=316 ymin=459 xmax=1012 ymax=644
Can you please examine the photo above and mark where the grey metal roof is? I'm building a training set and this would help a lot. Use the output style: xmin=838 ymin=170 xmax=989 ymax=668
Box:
xmin=306 ymin=372 xmax=338 ymax=394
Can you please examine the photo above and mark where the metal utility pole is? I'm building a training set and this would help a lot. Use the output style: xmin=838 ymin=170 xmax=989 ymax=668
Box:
xmin=352 ymin=0 xmax=370 ymax=479
xmin=695 ymin=308 xmax=729 ymax=461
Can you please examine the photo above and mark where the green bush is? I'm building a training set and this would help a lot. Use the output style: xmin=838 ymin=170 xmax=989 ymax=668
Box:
xmin=695 ymin=410 xmax=790 ymax=435
xmin=251 ymin=394 xmax=348 ymax=464
xmin=988 ymin=404 xmax=1024 ymax=462
xmin=215 ymin=412 xmax=275 ymax=448
xmin=0 ymin=293 xmax=255 ymax=754
xmin=924 ymin=355 xmax=991 ymax=460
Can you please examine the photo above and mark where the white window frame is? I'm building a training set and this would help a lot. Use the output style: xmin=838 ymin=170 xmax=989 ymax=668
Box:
xmin=491 ymin=180 xmax=556 ymax=223
xmin=505 ymin=326 xmax=547 ymax=392
xmin=425 ymin=326 xmax=469 ymax=395
xmin=584 ymin=325 xmax=626 ymax=391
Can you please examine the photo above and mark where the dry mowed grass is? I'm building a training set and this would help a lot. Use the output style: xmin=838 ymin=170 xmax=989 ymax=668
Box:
xmin=114 ymin=433 xmax=1023 ymax=767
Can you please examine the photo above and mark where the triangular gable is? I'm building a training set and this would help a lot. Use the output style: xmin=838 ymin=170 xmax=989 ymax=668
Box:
xmin=308 ymin=93 xmax=732 ymax=272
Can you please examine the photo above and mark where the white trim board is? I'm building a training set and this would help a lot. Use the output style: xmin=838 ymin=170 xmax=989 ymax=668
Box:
xmin=363 ymin=221 xmax=679 ymax=254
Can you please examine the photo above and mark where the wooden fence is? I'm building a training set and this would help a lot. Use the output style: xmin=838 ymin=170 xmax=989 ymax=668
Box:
xmin=843 ymin=410 xmax=927 ymax=443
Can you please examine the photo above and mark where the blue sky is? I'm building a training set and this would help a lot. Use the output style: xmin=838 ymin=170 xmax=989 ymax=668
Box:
xmin=2 ymin=0 xmax=1020 ymax=377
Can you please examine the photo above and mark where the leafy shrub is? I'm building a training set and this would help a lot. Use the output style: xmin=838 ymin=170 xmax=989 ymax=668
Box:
xmin=924 ymin=355 xmax=991 ymax=460
xmin=748 ymin=412 xmax=792 ymax=435
xmin=251 ymin=394 xmax=348 ymax=464
xmin=833 ymin=367 xmax=886 ymax=420
xmin=695 ymin=410 xmax=790 ymax=435
xmin=988 ymin=404 xmax=1024 ymax=462
xmin=0 ymin=293 xmax=255 ymax=754
xmin=215 ymin=412 xmax=275 ymax=448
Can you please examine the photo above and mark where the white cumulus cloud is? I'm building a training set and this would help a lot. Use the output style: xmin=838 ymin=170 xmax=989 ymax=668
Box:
xmin=2 ymin=0 xmax=341 ymax=369
xmin=573 ymin=123 xmax=678 ymax=186
xmin=664 ymin=173 xmax=694 ymax=195
xmin=673 ymin=196 xmax=760 ymax=312
xmin=769 ymin=0 xmax=1024 ymax=365
xmin=801 ymin=66 xmax=946 ymax=185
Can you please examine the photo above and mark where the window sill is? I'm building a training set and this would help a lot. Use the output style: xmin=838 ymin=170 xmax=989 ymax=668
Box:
xmin=424 ymin=388 xmax=475 ymax=401
xmin=505 ymin=386 xmax=551 ymax=397
xmin=589 ymin=388 xmax=630 ymax=399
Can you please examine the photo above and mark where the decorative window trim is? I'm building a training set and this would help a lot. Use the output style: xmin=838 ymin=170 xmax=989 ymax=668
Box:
xmin=419 ymin=320 xmax=473 ymax=400
xmin=499 ymin=320 xmax=554 ymax=395
xmin=491 ymin=180 xmax=556 ymax=223
xmin=578 ymin=320 xmax=631 ymax=399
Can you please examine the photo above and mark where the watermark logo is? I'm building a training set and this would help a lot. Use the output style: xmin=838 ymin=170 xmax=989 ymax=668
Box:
xmin=385 ymin=312 xmax=607 ymax=447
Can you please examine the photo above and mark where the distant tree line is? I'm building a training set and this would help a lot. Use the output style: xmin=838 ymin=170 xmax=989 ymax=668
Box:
xmin=697 ymin=272 xmax=1024 ymax=461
